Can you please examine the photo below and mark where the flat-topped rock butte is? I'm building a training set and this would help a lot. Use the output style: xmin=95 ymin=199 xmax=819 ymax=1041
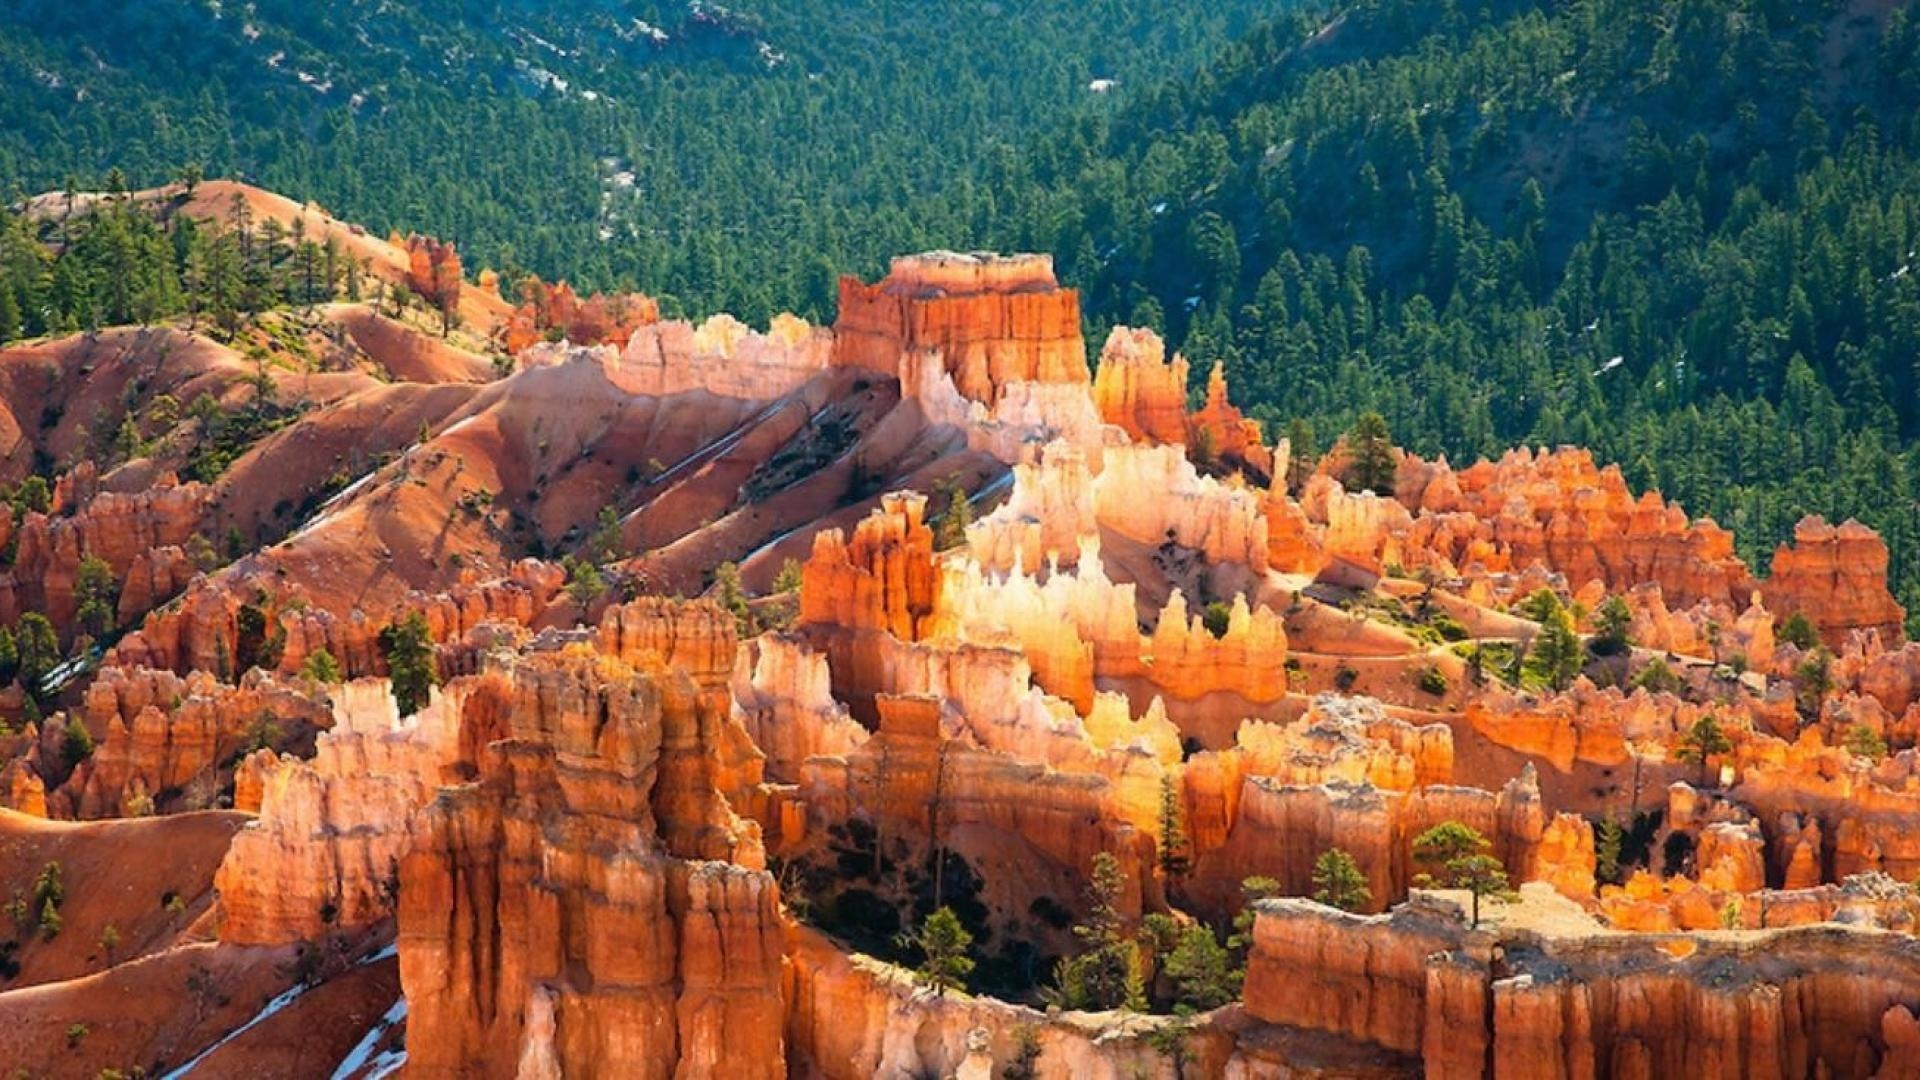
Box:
xmin=0 ymin=203 xmax=1916 ymax=1078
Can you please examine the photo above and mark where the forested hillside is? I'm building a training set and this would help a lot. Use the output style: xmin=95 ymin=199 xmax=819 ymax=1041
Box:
xmin=5 ymin=0 xmax=1920 ymax=630
xmin=961 ymin=0 xmax=1920 ymax=631
xmin=0 ymin=0 xmax=1270 ymax=320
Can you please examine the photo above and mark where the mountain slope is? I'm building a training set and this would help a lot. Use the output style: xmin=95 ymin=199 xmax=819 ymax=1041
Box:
xmin=0 ymin=0 xmax=1277 ymax=322
xmin=970 ymin=0 xmax=1920 ymax=630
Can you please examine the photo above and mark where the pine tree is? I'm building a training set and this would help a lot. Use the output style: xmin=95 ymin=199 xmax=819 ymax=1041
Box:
xmin=1157 ymin=774 xmax=1190 ymax=880
xmin=1778 ymin=612 xmax=1819 ymax=650
xmin=1311 ymin=848 xmax=1372 ymax=912
xmin=73 ymin=555 xmax=118 ymax=640
xmin=1521 ymin=590 xmax=1584 ymax=691
xmin=713 ymin=562 xmax=753 ymax=635
xmin=1594 ymin=814 xmax=1626 ymax=884
xmin=1047 ymin=851 xmax=1145 ymax=1012
xmin=15 ymin=612 xmax=59 ymax=695
xmin=897 ymin=906 xmax=974 ymax=997
xmin=1344 ymin=411 xmax=1396 ymax=494
xmin=1412 ymin=821 xmax=1510 ymax=926
xmin=378 ymin=611 xmax=439 ymax=717
xmin=1161 ymin=924 xmax=1237 ymax=1011
xmin=1591 ymin=595 xmax=1634 ymax=657
xmin=1673 ymin=714 xmax=1733 ymax=786
xmin=1843 ymin=724 xmax=1888 ymax=761
xmin=299 ymin=647 xmax=343 ymax=683
xmin=0 ymin=282 xmax=19 ymax=345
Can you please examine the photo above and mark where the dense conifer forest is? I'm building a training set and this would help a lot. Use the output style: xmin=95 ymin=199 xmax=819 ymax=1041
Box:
xmin=4 ymin=0 xmax=1920 ymax=631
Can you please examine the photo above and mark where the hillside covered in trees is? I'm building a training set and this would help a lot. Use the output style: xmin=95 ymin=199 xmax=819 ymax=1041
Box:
xmin=964 ymin=0 xmax=1920 ymax=633
xmin=5 ymin=0 xmax=1920 ymax=631
xmin=0 ymin=0 xmax=1270 ymax=321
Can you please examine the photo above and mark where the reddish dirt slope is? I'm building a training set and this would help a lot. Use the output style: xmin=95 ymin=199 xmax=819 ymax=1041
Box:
xmin=0 ymin=808 xmax=246 ymax=987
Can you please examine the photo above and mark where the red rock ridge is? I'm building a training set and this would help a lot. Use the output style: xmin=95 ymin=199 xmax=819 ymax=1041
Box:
xmin=833 ymin=253 xmax=1089 ymax=403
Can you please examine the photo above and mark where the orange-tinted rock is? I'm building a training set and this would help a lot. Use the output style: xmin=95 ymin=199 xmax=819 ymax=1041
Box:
xmin=399 ymin=642 xmax=782 ymax=1079
xmin=1189 ymin=363 xmax=1274 ymax=481
xmin=1091 ymin=326 xmax=1189 ymax=445
xmin=1246 ymin=891 xmax=1920 ymax=1078
xmin=215 ymin=678 xmax=475 ymax=944
xmin=1186 ymin=764 xmax=1544 ymax=918
xmin=504 ymin=276 xmax=661 ymax=353
xmin=1096 ymin=444 xmax=1270 ymax=573
xmin=113 ymin=559 xmax=563 ymax=680
xmin=786 ymin=926 xmax=1202 ymax=1079
xmin=403 ymin=233 xmax=465 ymax=316
xmin=1765 ymin=516 xmax=1907 ymax=648
xmin=833 ymin=253 xmax=1089 ymax=403
xmin=52 ymin=666 xmax=331 ymax=819
xmin=1264 ymin=474 xmax=1331 ymax=576
xmin=964 ymin=440 xmax=1098 ymax=576
xmin=1534 ymin=812 xmax=1598 ymax=901
xmin=798 ymin=492 xmax=940 ymax=641
xmin=0 ymin=476 xmax=212 ymax=639
xmin=1361 ymin=447 xmax=1760 ymax=610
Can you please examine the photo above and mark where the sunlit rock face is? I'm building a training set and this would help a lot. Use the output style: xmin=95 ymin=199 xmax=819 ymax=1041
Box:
xmin=398 ymin=632 xmax=785 ymax=1080
xmin=834 ymin=252 xmax=1089 ymax=403
xmin=1765 ymin=516 xmax=1907 ymax=647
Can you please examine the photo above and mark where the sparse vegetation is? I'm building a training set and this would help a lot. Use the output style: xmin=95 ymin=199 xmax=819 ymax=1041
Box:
xmin=377 ymin=611 xmax=439 ymax=717
xmin=299 ymin=647 xmax=342 ymax=684
xmin=1674 ymin=715 xmax=1735 ymax=787
xmin=1311 ymin=848 xmax=1372 ymax=912
xmin=1412 ymin=821 xmax=1512 ymax=926
xmin=1046 ymin=852 xmax=1145 ymax=1012
xmin=896 ymin=906 xmax=975 ymax=997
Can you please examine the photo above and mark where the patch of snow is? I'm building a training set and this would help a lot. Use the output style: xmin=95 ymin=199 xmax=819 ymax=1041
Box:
xmin=1889 ymin=264 xmax=1909 ymax=281
xmin=161 ymin=982 xmax=312 ymax=1079
xmin=266 ymin=51 xmax=286 ymax=69
xmin=1594 ymin=355 xmax=1625 ymax=376
xmin=365 ymin=1052 xmax=407 ymax=1080
xmin=1151 ymin=202 xmax=1168 ymax=215
xmin=1088 ymin=78 xmax=1117 ymax=93
xmin=330 ymin=998 xmax=407 ymax=1080
xmin=634 ymin=19 xmax=670 ymax=44
xmin=523 ymin=31 xmax=569 ymax=58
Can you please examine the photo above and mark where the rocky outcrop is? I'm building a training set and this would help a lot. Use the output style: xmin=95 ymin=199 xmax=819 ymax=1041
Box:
xmin=112 ymin=559 xmax=564 ymax=679
xmin=1765 ymin=517 xmax=1907 ymax=648
xmin=798 ymin=492 xmax=941 ymax=641
xmin=1095 ymin=444 xmax=1270 ymax=573
xmin=504 ymin=276 xmax=661 ymax=353
xmin=1186 ymin=763 xmax=1547 ymax=918
xmin=787 ymin=927 xmax=1212 ymax=1080
xmin=215 ymin=678 xmax=474 ymax=944
xmin=0 ymin=475 xmax=212 ymax=638
xmin=52 ymin=665 xmax=332 ymax=818
xmin=1244 ymin=891 xmax=1920 ymax=1078
xmin=1091 ymin=326 xmax=1189 ymax=445
xmin=1345 ymin=447 xmax=1760 ymax=610
xmin=833 ymin=253 xmax=1089 ymax=403
xmin=1190 ymin=362 xmax=1274 ymax=481
xmin=399 ymin=639 xmax=782 ymax=1079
